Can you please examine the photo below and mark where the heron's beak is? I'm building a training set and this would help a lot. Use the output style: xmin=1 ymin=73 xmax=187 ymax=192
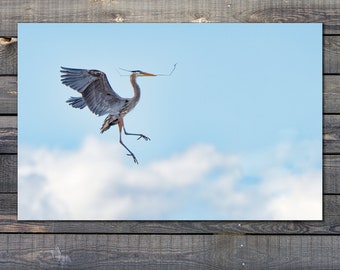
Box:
xmin=142 ymin=72 xmax=157 ymax=76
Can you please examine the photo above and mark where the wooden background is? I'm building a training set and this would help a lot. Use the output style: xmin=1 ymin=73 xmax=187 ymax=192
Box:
xmin=1 ymin=0 xmax=340 ymax=269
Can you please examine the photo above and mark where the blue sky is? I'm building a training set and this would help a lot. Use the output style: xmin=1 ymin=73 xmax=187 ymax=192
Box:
xmin=18 ymin=23 xmax=322 ymax=220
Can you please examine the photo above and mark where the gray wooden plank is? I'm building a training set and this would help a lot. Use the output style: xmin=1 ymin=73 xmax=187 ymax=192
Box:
xmin=0 ymin=234 xmax=339 ymax=269
xmin=0 ymin=76 xmax=17 ymax=114
xmin=324 ymin=36 xmax=340 ymax=74
xmin=324 ymin=75 xmax=340 ymax=114
xmin=0 ymin=194 xmax=338 ymax=234
xmin=324 ymin=155 xmax=340 ymax=194
xmin=0 ymin=116 xmax=17 ymax=154
xmin=0 ymin=1 xmax=338 ymax=269
xmin=0 ymin=38 xmax=17 ymax=75
xmin=324 ymin=115 xmax=340 ymax=154
xmin=0 ymin=194 xmax=16 ymax=216
xmin=0 ymin=0 xmax=339 ymax=36
xmin=0 ymin=155 xmax=16 ymax=193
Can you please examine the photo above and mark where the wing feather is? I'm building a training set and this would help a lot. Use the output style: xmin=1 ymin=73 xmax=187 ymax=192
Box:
xmin=60 ymin=67 xmax=125 ymax=116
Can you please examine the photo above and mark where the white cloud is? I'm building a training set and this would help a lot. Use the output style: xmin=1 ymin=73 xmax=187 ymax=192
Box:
xmin=18 ymin=136 xmax=322 ymax=220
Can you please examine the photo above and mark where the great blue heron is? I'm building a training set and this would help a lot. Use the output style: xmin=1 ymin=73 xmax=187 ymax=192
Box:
xmin=60 ymin=67 xmax=156 ymax=164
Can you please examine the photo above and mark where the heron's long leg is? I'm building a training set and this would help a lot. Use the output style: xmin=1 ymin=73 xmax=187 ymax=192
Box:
xmin=123 ymin=127 xmax=151 ymax=141
xmin=118 ymin=117 xmax=138 ymax=164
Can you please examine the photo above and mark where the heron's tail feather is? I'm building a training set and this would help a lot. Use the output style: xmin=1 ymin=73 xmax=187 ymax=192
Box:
xmin=100 ymin=115 xmax=118 ymax=133
xmin=66 ymin=96 xmax=87 ymax=109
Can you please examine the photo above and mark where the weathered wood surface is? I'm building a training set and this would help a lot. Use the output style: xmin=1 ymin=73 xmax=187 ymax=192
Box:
xmin=0 ymin=76 xmax=17 ymax=115
xmin=324 ymin=115 xmax=340 ymax=153
xmin=324 ymin=155 xmax=340 ymax=194
xmin=324 ymin=75 xmax=340 ymax=114
xmin=0 ymin=0 xmax=339 ymax=36
xmin=0 ymin=234 xmax=339 ymax=270
xmin=324 ymin=36 xmax=340 ymax=74
xmin=0 ymin=38 xmax=17 ymax=75
xmin=0 ymin=0 xmax=340 ymax=268
xmin=0 ymin=116 xmax=16 ymax=154
xmin=0 ymin=155 xmax=16 ymax=193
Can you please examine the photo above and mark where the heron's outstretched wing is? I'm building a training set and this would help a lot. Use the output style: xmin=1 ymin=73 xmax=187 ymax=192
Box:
xmin=60 ymin=67 xmax=125 ymax=116
xmin=66 ymin=96 xmax=87 ymax=109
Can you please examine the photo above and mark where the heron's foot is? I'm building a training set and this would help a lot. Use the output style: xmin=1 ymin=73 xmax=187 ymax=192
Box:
xmin=127 ymin=153 xmax=139 ymax=164
xmin=137 ymin=134 xmax=151 ymax=141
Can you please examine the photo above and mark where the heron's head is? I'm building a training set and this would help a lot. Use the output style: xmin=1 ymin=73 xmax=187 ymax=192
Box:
xmin=131 ymin=70 xmax=156 ymax=77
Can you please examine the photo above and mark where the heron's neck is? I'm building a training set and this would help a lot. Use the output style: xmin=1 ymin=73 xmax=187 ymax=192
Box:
xmin=130 ymin=74 xmax=141 ymax=101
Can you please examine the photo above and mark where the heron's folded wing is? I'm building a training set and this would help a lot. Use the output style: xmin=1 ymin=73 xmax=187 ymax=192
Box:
xmin=61 ymin=67 xmax=124 ymax=116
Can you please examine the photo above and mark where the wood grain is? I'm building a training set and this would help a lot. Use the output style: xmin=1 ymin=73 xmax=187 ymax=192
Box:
xmin=1 ymin=0 xmax=339 ymax=35
xmin=0 ymin=38 xmax=17 ymax=75
xmin=0 ymin=155 xmax=16 ymax=193
xmin=0 ymin=116 xmax=17 ymax=154
xmin=0 ymin=234 xmax=339 ymax=269
xmin=324 ymin=36 xmax=340 ymax=74
xmin=324 ymin=155 xmax=340 ymax=194
xmin=0 ymin=76 xmax=17 ymax=114
xmin=0 ymin=0 xmax=340 ymax=268
xmin=324 ymin=75 xmax=340 ymax=114
xmin=0 ymin=194 xmax=16 ymax=216
xmin=324 ymin=115 xmax=340 ymax=153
